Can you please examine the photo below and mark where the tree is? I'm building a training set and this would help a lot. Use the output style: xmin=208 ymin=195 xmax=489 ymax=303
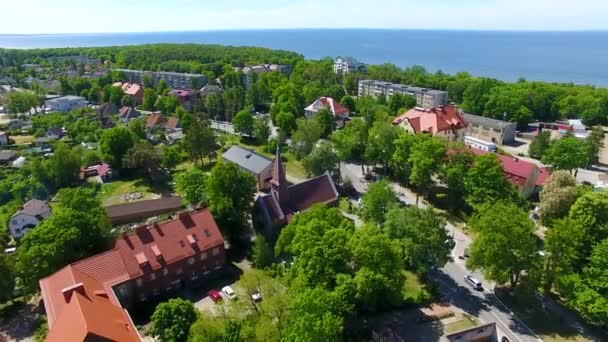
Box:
xmin=183 ymin=118 xmax=216 ymax=166
xmin=205 ymin=93 xmax=225 ymax=120
xmin=123 ymin=141 xmax=161 ymax=179
xmin=45 ymin=142 xmax=80 ymax=189
xmin=583 ymin=238 xmax=608 ymax=295
xmin=100 ymin=127 xmax=135 ymax=167
xmin=162 ymin=145 xmax=181 ymax=170
xmin=365 ymin=121 xmax=400 ymax=172
xmin=544 ymin=218 xmax=586 ymax=290
xmin=539 ymin=171 xmax=578 ymax=226
xmin=275 ymin=111 xmax=297 ymax=136
xmin=331 ymin=119 xmax=367 ymax=162
xmin=291 ymin=118 xmax=323 ymax=159
xmin=252 ymin=234 xmax=273 ymax=268
xmin=253 ymin=116 xmax=271 ymax=144
xmin=108 ymin=86 xmax=125 ymax=107
xmin=464 ymin=153 xmax=520 ymax=208
xmin=151 ymin=298 xmax=199 ymax=342
xmin=315 ymin=108 xmax=336 ymax=138
xmin=587 ymin=126 xmax=605 ymax=165
xmin=340 ymin=95 xmax=356 ymax=112
xmin=467 ymin=202 xmax=539 ymax=287
xmin=302 ymin=141 xmax=339 ymax=177
xmin=408 ymin=136 xmax=446 ymax=199
xmin=143 ymin=88 xmax=157 ymax=110
xmin=5 ymin=91 xmax=38 ymax=114
xmin=438 ymin=143 xmax=475 ymax=211
xmin=176 ymin=167 xmax=207 ymax=205
xmin=528 ymin=130 xmax=551 ymax=159
xmin=224 ymin=86 xmax=246 ymax=121
xmin=360 ymin=181 xmax=397 ymax=225
xmin=205 ymin=161 xmax=256 ymax=242
xmin=128 ymin=117 xmax=147 ymax=139
xmin=121 ymin=95 xmax=133 ymax=107
xmin=0 ymin=256 xmax=15 ymax=302
xmin=387 ymin=93 xmax=416 ymax=116
xmin=542 ymin=136 xmax=590 ymax=174
xmin=568 ymin=191 xmax=608 ymax=258
xmin=283 ymin=288 xmax=344 ymax=342
xmin=383 ymin=207 xmax=454 ymax=274
xmin=232 ymin=109 xmax=254 ymax=137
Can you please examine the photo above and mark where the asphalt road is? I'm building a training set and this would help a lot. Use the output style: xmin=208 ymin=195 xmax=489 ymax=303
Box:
xmin=340 ymin=161 xmax=541 ymax=341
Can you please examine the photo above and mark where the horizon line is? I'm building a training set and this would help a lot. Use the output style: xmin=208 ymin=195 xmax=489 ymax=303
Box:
xmin=2 ymin=27 xmax=608 ymax=36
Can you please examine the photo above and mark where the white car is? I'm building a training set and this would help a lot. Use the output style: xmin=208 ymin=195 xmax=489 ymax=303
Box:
xmin=222 ymin=286 xmax=237 ymax=300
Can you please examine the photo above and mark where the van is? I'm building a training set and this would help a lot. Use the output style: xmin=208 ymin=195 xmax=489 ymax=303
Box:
xmin=464 ymin=275 xmax=483 ymax=291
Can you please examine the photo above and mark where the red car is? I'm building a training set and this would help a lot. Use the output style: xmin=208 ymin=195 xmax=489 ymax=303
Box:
xmin=207 ymin=289 xmax=222 ymax=303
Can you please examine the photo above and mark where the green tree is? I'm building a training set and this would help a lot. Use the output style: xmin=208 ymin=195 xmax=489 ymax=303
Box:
xmin=143 ymin=88 xmax=157 ymax=110
xmin=283 ymin=288 xmax=344 ymax=342
xmin=586 ymin=126 xmax=605 ymax=165
xmin=183 ymin=118 xmax=216 ymax=166
xmin=45 ymin=143 xmax=80 ymax=189
xmin=121 ymin=95 xmax=133 ymax=107
xmin=99 ymin=127 xmax=135 ymax=167
xmin=224 ymin=86 xmax=246 ymax=121
xmin=176 ymin=167 xmax=207 ymax=205
xmin=528 ymin=131 xmax=551 ymax=159
xmin=0 ymin=256 xmax=15 ymax=302
xmin=205 ymin=93 xmax=225 ymax=120
xmin=408 ymin=136 xmax=446 ymax=200
xmin=122 ymin=141 xmax=161 ymax=179
xmin=275 ymin=111 xmax=297 ymax=137
xmin=467 ymin=202 xmax=539 ymax=287
xmin=315 ymin=108 xmax=336 ymax=138
xmin=365 ymin=121 xmax=400 ymax=172
xmin=205 ymin=161 xmax=256 ymax=242
xmin=340 ymin=95 xmax=356 ymax=112
xmin=253 ymin=116 xmax=271 ymax=145
xmin=544 ymin=218 xmax=586 ymax=291
xmin=302 ymin=141 xmax=339 ymax=177
xmin=151 ymin=298 xmax=199 ymax=342
xmin=360 ymin=181 xmax=397 ymax=225
xmin=390 ymin=132 xmax=418 ymax=182
xmin=252 ymin=234 xmax=273 ymax=269
xmin=331 ymin=119 xmax=367 ymax=162
xmin=464 ymin=153 xmax=520 ymax=208
xmin=438 ymin=143 xmax=475 ymax=211
xmin=542 ymin=136 xmax=590 ymax=174
xmin=162 ymin=145 xmax=182 ymax=170
xmin=383 ymin=207 xmax=454 ymax=274
xmin=109 ymin=86 xmax=125 ymax=107
xmin=568 ymin=191 xmax=608 ymax=257
xmin=128 ymin=117 xmax=147 ymax=139
xmin=232 ymin=109 xmax=254 ymax=137
xmin=5 ymin=91 xmax=38 ymax=114
xmin=291 ymin=118 xmax=323 ymax=159
xmin=539 ymin=171 xmax=579 ymax=226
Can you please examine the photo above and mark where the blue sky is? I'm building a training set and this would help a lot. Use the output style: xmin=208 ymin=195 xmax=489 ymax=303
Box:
xmin=2 ymin=0 xmax=607 ymax=34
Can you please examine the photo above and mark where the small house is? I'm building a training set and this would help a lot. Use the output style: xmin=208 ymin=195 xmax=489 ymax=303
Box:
xmin=9 ymin=199 xmax=52 ymax=239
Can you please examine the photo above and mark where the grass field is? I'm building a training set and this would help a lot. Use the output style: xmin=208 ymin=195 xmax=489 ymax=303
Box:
xmin=403 ymin=270 xmax=432 ymax=303
xmin=444 ymin=314 xmax=479 ymax=334
xmin=10 ymin=135 xmax=34 ymax=145
xmin=99 ymin=179 xmax=161 ymax=206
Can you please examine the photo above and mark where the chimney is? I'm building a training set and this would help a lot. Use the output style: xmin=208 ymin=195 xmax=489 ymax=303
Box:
xmin=151 ymin=244 xmax=162 ymax=261
xmin=62 ymin=283 xmax=85 ymax=302
xmin=187 ymin=234 xmax=196 ymax=247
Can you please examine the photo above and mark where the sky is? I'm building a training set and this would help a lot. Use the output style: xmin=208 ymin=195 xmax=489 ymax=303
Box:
xmin=1 ymin=0 xmax=608 ymax=34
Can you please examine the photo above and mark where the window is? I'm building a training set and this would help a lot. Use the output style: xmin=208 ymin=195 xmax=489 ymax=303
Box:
xmin=149 ymin=273 xmax=156 ymax=281
xmin=200 ymin=252 xmax=208 ymax=261
xmin=212 ymin=247 xmax=220 ymax=256
xmin=188 ymin=257 xmax=195 ymax=265
xmin=136 ymin=278 xmax=143 ymax=287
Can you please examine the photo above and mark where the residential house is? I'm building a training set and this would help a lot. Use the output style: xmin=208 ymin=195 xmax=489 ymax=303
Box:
xmin=200 ymin=84 xmax=223 ymax=96
xmin=40 ymin=209 xmax=226 ymax=342
xmin=146 ymin=113 xmax=180 ymax=132
xmin=169 ymin=89 xmax=197 ymax=111
xmin=304 ymin=97 xmax=350 ymax=128
xmin=463 ymin=113 xmax=517 ymax=144
xmin=446 ymin=322 xmax=505 ymax=342
xmin=358 ymin=80 xmax=448 ymax=108
xmin=470 ymin=148 xmax=550 ymax=198
xmin=334 ymin=56 xmax=367 ymax=75
xmin=254 ymin=148 xmax=339 ymax=239
xmin=44 ymin=95 xmax=88 ymax=113
xmin=97 ymin=103 xmax=117 ymax=128
xmin=45 ymin=127 xmax=65 ymax=140
xmin=166 ymin=131 xmax=185 ymax=145
xmin=0 ymin=131 xmax=8 ymax=145
xmin=104 ymin=196 xmax=184 ymax=225
xmin=80 ymin=162 xmax=113 ymax=183
xmin=222 ymin=146 xmax=273 ymax=190
xmin=392 ymin=105 xmax=467 ymax=141
xmin=0 ymin=150 xmax=17 ymax=164
xmin=8 ymin=199 xmax=52 ymax=239
xmin=119 ymin=107 xmax=141 ymax=123
xmin=113 ymin=69 xmax=208 ymax=89
xmin=113 ymin=82 xmax=144 ymax=105
xmin=234 ymin=64 xmax=291 ymax=89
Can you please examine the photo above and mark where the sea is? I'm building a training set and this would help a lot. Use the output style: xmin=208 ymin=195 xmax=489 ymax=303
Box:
xmin=1 ymin=29 xmax=608 ymax=87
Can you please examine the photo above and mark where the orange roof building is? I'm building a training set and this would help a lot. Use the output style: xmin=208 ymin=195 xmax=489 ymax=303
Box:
xmin=113 ymin=82 xmax=144 ymax=105
xmin=392 ymin=105 xmax=467 ymax=141
xmin=40 ymin=209 xmax=226 ymax=342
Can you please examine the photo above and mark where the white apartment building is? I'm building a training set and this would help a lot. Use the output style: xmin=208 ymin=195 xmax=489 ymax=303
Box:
xmin=44 ymin=95 xmax=88 ymax=113
xmin=334 ymin=56 xmax=367 ymax=75
xmin=358 ymin=79 xmax=448 ymax=108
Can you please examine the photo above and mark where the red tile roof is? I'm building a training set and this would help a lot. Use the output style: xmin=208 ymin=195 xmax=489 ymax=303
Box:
xmin=146 ymin=113 xmax=164 ymax=128
xmin=80 ymin=162 xmax=112 ymax=179
xmin=470 ymin=148 xmax=549 ymax=187
xmin=393 ymin=105 xmax=467 ymax=135
xmin=113 ymin=82 xmax=142 ymax=97
xmin=165 ymin=117 xmax=180 ymax=130
xmin=40 ymin=209 xmax=224 ymax=342
xmin=305 ymin=97 xmax=350 ymax=117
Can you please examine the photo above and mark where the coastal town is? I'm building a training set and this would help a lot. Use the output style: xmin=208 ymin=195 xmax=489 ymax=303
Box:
xmin=0 ymin=45 xmax=607 ymax=342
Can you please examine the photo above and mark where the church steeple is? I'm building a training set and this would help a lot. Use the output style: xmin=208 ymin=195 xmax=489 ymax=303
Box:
xmin=270 ymin=147 xmax=289 ymax=205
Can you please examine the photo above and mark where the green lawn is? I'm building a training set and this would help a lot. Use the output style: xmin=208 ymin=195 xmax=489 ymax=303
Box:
xmin=10 ymin=135 xmax=34 ymax=145
xmin=402 ymin=270 xmax=432 ymax=303
xmin=444 ymin=314 xmax=479 ymax=334
xmin=99 ymin=179 xmax=162 ymax=206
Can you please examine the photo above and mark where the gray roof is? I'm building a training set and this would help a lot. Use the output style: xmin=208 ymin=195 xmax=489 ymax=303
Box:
xmin=0 ymin=150 xmax=16 ymax=161
xmin=222 ymin=145 xmax=272 ymax=175
xmin=463 ymin=113 xmax=516 ymax=130
xmin=15 ymin=199 xmax=51 ymax=218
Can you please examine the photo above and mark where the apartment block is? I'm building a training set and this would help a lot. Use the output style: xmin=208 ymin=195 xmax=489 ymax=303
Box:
xmin=358 ymin=79 xmax=448 ymax=108
xmin=334 ymin=56 xmax=367 ymax=75
xmin=114 ymin=69 xmax=208 ymax=90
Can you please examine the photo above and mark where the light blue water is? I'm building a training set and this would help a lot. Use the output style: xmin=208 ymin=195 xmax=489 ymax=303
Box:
xmin=1 ymin=29 xmax=607 ymax=86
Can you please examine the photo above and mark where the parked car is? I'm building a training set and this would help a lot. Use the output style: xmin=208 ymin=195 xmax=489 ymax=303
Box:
xmin=464 ymin=275 xmax=483 ymax=291
xmin=208 ymin=289 xmax=222 ymax=303
xmin=222 ymin=286 xmax=237 ymax=300
xmin=251 ymin=290 xmax=262 ymax=302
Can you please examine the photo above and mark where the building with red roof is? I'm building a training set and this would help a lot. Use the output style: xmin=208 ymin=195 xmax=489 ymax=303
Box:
xmin=113 ymin=82 xmax=144 ymax=105
xmin=146 ymin=113 xmax=181 ymax=132
xmin=305 ymin=97 xmax=350 ymax=128
xmin=40 ymin=209 xmax=226 ymax=342
xmin=169 ymin=89 xmax=198 ymax=111
xmin=255 ymin=148 xmax=339 ymax=238
xmin=470 ymin=148 xmax=550 ymax=197
xmin=392 ymin=105 xmax=467 ymax=141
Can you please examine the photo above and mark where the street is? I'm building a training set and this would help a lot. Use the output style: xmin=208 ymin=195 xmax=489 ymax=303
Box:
xmin=340 ymin=161 xmax=541 ymax=341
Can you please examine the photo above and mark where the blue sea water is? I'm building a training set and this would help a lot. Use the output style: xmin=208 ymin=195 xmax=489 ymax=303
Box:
xmin=1 ymin=29 xmax=607 ymax=86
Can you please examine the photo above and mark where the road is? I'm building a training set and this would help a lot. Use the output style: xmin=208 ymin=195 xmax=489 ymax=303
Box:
xmin=340 ymin=161 xmax=541 ymax=341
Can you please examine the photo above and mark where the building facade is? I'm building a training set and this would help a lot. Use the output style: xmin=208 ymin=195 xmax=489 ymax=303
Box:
xmin=462 ymin=113 xmax=517 ymax=144
xmin=44 ymin=95 xmax=88 ymax=113
xmin=334 ymin=56 xmax=367 ymax=75
xmin=234 ymin=64 xmax=292 ymax=89
xmin=114 ymin=69 xmax=208 ymax=90
xmin=9 ymin=199 xmax=52 ymax=239
xmin=358 ymin=80 xmax=448 ymax=108
xmin=222 ymin=146 xmax=274 ymax=191
xmin=392 ymin=105 xmax=467 ymax=141
xmin=304 ymin=97 xmax=351 ymax=128
xmin=0 ymin=131 xmax=8 ymax=145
